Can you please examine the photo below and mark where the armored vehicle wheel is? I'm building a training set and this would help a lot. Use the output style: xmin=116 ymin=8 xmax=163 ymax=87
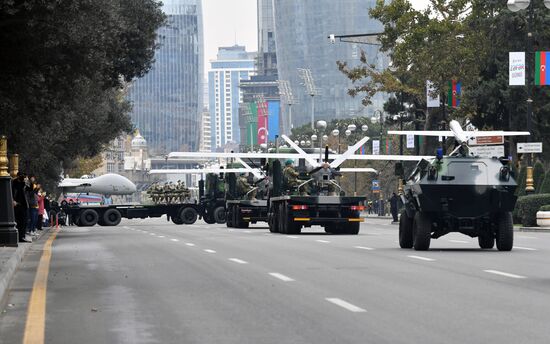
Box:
xmin=413 ymin=212 xmax=431 ymax=251
xmin=478 ymin=230 xmax=495 ymax=249
xmin=180 ymin=207 xmax=198 ymax=225
xmin=203 ymin=213 xmax=216 ymax=224
xmin=171 ymin=215 xmax=184 ymax=225
xmin=103 ymin=209 xmax=122 ymax=226
xmin=399 ymin=210 xmax=414 ymax=248
xmin=214 ymin=206 xmax=226 ymax=224
xmin=79 ymin=209 xmax=99 ymax=227
xmin=496 ymin=212 xmax=513 ymax=251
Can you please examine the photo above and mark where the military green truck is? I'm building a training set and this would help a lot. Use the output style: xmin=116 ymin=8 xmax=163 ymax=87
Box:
xmin=198 ymin=173 xmax=227 ymax=224
xmin=267 ymin=149 xmax=366 ymax=235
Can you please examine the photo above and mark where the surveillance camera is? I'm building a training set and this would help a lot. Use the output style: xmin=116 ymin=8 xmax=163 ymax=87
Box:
xmin=329 ymin=34 xmax=335 ymax=44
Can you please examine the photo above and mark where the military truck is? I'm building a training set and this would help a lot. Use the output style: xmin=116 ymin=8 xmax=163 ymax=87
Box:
xmin=225 ymin=162 xmax=269 ymax=229
xmin=398 ymin=154 xmax=517 ymax=251
xmin=267 ymin=148 xmax=366 ymax=235
xmin=197 ymin=173 xmax=226 ymax=224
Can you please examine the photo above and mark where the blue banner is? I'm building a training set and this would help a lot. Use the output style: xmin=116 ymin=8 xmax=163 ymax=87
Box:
xmin=267 ymin=100 xmax=280 ymax=141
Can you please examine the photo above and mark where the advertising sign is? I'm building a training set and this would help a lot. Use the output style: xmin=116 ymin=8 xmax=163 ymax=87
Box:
xmin=509 ymin=52 xmax=526 ymax=86
xmin=406 ymin=134 xmax=415 ymax=148
xmin=372 ymin=140 xmax=380 ymax=155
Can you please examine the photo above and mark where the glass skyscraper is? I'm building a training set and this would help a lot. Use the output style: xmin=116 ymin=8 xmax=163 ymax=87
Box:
xmin=127 ymin=0 xmax=203 ymax=154
xmin=272 ymin=0 xmax=388 ymax=130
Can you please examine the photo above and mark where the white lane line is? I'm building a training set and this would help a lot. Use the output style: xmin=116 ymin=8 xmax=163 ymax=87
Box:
xmin=286 ymin=235 xmax=299 ymax=239
xmin=228 ymin=258 xmax=248 ymax=264
xmin=316 ymin=240 xmax=331 ymax=243
xmin=355 ymin=246 xmax=375 ymax=251
xmin=170 ymin=238 xmax=179 ymax=242
xmin=325 ymin=298 xmax=366 ymax=313
xmin=408 ymin=255 xmax=436 ymax=262
xmin=157 ymin=235 xmax=165 ymax=238
xmin=204 ymin=249 xmax=216 ymax=253
xmin=269 ymin=272 xmax=295 ymax=282
xmin=513 ymin=246 xmax=537 ymax=251
xmin=448 ymin=239 xmax=469 ymax=243
xmin=484 ymin=270 xmax=526 ymax=279
xmin=186 ymin=243 xmax=196 ymax=247
xmin=244 ymin=230 xmax=252 ymax=233
xmin=149 ymin=233 xmax=156 ymax=236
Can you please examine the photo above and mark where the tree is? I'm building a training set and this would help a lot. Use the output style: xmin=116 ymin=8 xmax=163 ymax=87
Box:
xmin=516 ymin=164 xmax=527 ymax=197
xmin=540 ymin=169 xmax=550 ymax=194
xmin=533 ymin=160 xmax=545 ymax=193
xmin=0 ymin=0 xmax=166 ymax=190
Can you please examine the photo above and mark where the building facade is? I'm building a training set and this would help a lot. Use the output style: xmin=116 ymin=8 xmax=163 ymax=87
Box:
xmin=272 ymin=0 xmax=389 ymax=130
xmin=199 ymin=109 xmax=212 ymax=152
xmin=257 ymin=0 xmax=278 ymax=76
xmin=126 ymin=0 xmax=204 ymax=155
xmin=208 ymin=45 xmax=255 ymax=150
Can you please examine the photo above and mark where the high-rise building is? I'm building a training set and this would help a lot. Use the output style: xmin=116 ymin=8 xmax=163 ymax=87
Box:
xmin=257 ymin=0 xmax=277 ymax=76
xmin=126 ymin=0 xmax=204 ymax=154
xmin=208 ymin=45 xmax=255 ymax=150
xmin=199 ymin=109 xmax=211 ymax=153
xmin=272 ymin=0 xmax=389 ymax=130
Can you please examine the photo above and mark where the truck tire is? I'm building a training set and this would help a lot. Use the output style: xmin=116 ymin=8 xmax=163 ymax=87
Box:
xmin=226 ymin=207 xmax=233 ymax=227
xmin=413 ymin=211 xmax=431 ymax=251
xmin=268 ymin=205 xmax=279 ymax=233
xmin=171 ymin=215 xmax=184 ymax=225
xmin=496 ymin=212 xmax=513 ymax=251
xmin=214 ymin=206 xmax=226 ymax=224
xmin=399 ymin=210 xmax=414 ymax=248
xmin=478 ymin=230 xmax=495 ymax=249
xmin=102 ymin=209 xmax=122 ymax=226
xmin=203 ymin=213 xmax=216 ymax=224
xmin=79 ymin=209 xmax=99 ymax=227
xmin=346 ymin=222 xmax=360 ymax=235
xmin=278 ymin=204 xmax=287 ymax=234
xmin=281 ymin=204 xmax=300 ymax=234
xmin=180 ymin=207 xmax=198 ymax=225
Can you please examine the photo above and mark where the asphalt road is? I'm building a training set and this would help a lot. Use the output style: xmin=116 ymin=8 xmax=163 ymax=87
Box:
xmin=1 ymin=217 xmax=549 ymax=344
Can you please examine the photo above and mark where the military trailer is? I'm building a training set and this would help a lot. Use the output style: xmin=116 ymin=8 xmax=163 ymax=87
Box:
xmin=224 ymin=166 xmax=269 ymax=228
xmin=398 ymin=155 xmax=517 ymax=251
xmin=198 ymin=173 xmax=226 ymax=224
xmin=267 ymin=154 xmax=366 ymax=235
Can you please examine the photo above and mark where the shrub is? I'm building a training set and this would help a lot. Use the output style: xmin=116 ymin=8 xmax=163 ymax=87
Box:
xmin=533 ymin=161 xmax=545 ymax=193
xmin=516 ymin=194 xmax=550 ymax=227
xmin=540 ymin=205 xmax=550 ymax=211
xmin=515 ymin=165 xmax=527 ymax=197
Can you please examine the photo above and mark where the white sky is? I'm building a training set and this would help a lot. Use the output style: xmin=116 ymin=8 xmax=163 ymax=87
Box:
xmin=202 ymin=0 xmax=258 ymax=75
xmin=201 ymin=0 xmax=430 ymax=76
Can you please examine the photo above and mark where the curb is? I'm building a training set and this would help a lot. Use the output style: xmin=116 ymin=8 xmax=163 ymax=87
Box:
xmin=0 ymin=226 xmax=52 ymax=304
xmin=517 ymin=227 xmax=550 ymax=232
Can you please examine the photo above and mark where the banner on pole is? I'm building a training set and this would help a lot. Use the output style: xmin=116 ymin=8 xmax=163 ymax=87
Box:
xmin=509 ymin=52 xmax=526 ymax=86
xmin=535 ymin=51 xmax=550 ymax=86
xmin=372 ymin=140 xmax=380 ymax=155
xmin=406 ymin=134 xmax=414 ymax=148
xmin=426 ymin=80 xmax=440 ymax=108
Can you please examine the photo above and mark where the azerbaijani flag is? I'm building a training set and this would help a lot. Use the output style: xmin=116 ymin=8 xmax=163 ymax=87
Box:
xmin=535 ymin=51 xmax=550 ymax=86
xmin=447 ymin=80 xmax=461 ymax=108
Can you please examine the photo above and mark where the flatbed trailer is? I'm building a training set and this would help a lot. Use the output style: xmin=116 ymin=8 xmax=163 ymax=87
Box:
xmin=62 ymin=202 xmax=204 ymax=227
xmin=268 ymin=195 xmax=366 ymax=235
xmin=226 ymin=199 xmax=268 ymax=228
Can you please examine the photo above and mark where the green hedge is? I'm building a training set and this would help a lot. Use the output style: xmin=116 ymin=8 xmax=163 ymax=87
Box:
xmin=516 ymin=194 xmax=550 ymax=227
xmin=515 ymin=165 xmax=527 ymax=197
xmin=540 ymin=205 xmax=550 ymax=211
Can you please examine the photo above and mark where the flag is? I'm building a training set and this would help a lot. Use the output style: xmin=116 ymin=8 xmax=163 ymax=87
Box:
xmin=447 ymin=80 xmax=461 ymax=107
xmin=535 ymin=51 xmax=550 ymax=86
xmin=357 ymin=145 xmax=366 ymax=155
xmin=257 ymin=101 xmax=268 ymax=145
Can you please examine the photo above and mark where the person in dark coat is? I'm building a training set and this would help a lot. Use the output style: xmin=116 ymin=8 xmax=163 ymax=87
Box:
xmin=12 ymin=172 xmax=30 ymax=242
xmin=390 ymin=192 xmax=399 ymax=222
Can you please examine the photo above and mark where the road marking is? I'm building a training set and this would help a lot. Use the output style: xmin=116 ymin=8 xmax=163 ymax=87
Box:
xmin=325 ymin=298 xmax=366 ymax=313
xmin=408 ymin=255 xmax=435 ymax=262
xmin=204 ymin=249 xmax=216 ymax=253
xmin=286 ymin=235 xmax=299 ymax=239
xmin=355 ymin=246 xmax=375 ymax=251
xmin=170 ymin=238 xmax=179 ymax=242
xmin=316 ymin=240 xmax=330 ymax=243
xmin=228 ymin=258 xmax=248 ymax=264
xmin=269 ymin=272 xmax=295 ymax=282
xmin=484 ymin=270 xmax=526 ymax=279
xmin=142 ymin=231 xmax=149 ymax=234
xmin=23 ymin=229 xmax=59 ymax=344
xmin=448 ymin=239 xmax=469 ymax=243
xmin=244 ymin=230 xmax=252 ymax=233
xmin=157 ymin=235 xmax=165 ymax=238
xmin=149 ymin=233 xmax=156 ymax=236
xmin=186 ymin=243 xmax=195 ymax=247
xmin=513 ymin=246 xmax=537 ymax=251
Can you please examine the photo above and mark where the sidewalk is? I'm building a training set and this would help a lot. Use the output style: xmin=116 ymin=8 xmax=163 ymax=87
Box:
xmin=0 ymin=226 xmax=52 ymax=304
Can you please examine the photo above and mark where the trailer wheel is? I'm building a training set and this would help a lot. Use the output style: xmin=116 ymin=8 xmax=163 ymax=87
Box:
xmin=171 ymin=215 xmax=184 ymax=225
xmin=346 ymin=222 xmax=360 ymax=235
xmin=478 ymin=227 xmax=495 ymax=249
xmin=282 ymin=204 xmax=300 ymax=234
xmin=399 ymin=210 xmax=414 ymax=248
xmin=226 ymin=207 xmax=233 ymax=227
xmin=496 ymin=212 xmax=513 ymax=251
xmin=203 ymin=213 xmax=216 ymax=224
xmin=214 ymin=206 xmax=226 ymax=224
xmin=103 ymin=209 xmax=122 ymax=226
xmin=278 ymin=204 xmax=287 ymax=234
xmin=413 ymin=211 xmax=431 ymax=251
xmin=79 ymin=209 xmax=99 ymax=227
xmin=234 ymin=205 xmax=249 ymax=228
xmin=180 ymin=207 xmax=198 ymax=225
xmin=268 ymin=204 xmax=279 ymax=233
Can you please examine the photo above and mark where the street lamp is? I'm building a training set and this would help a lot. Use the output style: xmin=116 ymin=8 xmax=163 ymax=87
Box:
xmin=507 ymin=0 xmax=548 ymax=193
xmin=299 ymin=68 xmax=320 ymax=130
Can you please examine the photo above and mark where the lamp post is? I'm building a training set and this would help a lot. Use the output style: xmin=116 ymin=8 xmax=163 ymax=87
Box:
xmin=331 ymin=122 xmax=368 ymax=196
xmin=507 ymin=0 xmax=549 ymax=193
xmin=0 ymin=136 xmax=18 ymax=246
xmin=298 ymin=68 xmax=320 ymax=130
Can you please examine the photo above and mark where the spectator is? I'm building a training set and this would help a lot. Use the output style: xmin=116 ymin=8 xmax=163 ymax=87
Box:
xmin=12 ymin=172 xmax=30 ymax=242
xmin=390 ymin=192 xmax=399 ymax=222
xmin=37 ymin=185 xmax=45 ymax=230
xmin=26 ymin=176 xmax=39 ymax=236
xmin=44 ymin=195 xmax=51 ymax=227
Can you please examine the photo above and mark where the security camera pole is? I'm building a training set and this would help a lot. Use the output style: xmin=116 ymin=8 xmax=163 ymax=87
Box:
xmin=327 ymin=32 xmax=382 ymax=46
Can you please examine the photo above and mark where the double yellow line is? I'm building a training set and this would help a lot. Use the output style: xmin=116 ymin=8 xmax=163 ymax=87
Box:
xmin=23 ymin=229 xmax=58 ymax=344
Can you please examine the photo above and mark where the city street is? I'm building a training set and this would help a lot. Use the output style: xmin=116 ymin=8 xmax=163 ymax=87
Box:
xmin=1 ymin=218 xmax=549 ymax=344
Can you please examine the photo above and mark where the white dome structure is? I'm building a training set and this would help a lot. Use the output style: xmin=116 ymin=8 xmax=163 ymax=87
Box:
xmin=131 ymin=130 xmax=147 ymax=148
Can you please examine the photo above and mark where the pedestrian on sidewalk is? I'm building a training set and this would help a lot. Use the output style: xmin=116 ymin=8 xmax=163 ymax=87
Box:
xmin=26 ymin=175 xmax=39 ymax=235
xmin=37 ymin=185 xmax=45 ymax=230
xmin=11 ymin=172 xmax=31 ymax=242
xmin=390 ymin=192 xmax=399 ymax=223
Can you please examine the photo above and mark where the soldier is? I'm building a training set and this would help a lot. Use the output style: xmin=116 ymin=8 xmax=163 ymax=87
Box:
xmin=237 ymin=173 xmax=256 ymax=200
xmin=283 ymin=159 xmax=304 ymax=195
